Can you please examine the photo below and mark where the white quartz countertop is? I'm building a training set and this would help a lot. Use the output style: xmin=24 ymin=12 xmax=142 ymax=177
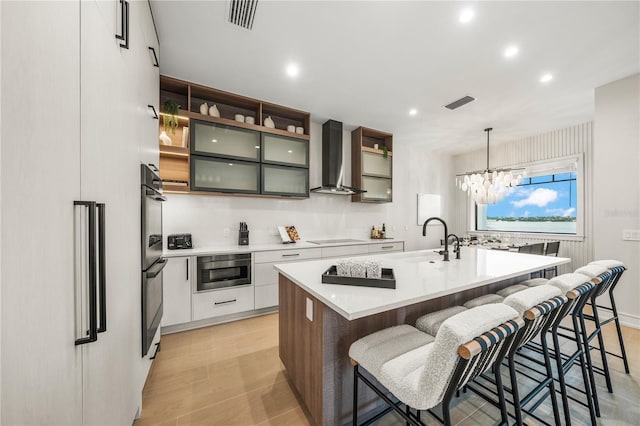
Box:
xmin=274 ymin=247 xmax=570 ymax=321
xmin=162 ymin=238 xmax=403 ymax=258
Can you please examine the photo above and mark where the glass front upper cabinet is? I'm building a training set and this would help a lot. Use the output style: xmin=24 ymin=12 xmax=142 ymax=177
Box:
xmin=361 ymin=176 xmax=392 ymax=202
xmin=261 ymin=134 xmax=309 ymax=167
xmin=262 ymin=165 xmax=309 ymax=197
xmin=191 ymin=119 xmax=260 ymax=161
xmin=362 ymin=151 xmax=392 ymax=178
xmin=191 ymin=156 xmax=260 ymax=194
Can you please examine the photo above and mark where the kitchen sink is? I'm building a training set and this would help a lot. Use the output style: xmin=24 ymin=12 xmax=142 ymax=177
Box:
xmin=307 ymin=239 xmax=366 ymax=245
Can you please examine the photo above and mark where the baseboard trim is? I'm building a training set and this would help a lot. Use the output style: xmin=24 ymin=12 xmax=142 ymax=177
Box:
xmin=161 ymin=306 xmax=279 ymax=335
xmin=619 ymin=311 xmax=640 ymax=329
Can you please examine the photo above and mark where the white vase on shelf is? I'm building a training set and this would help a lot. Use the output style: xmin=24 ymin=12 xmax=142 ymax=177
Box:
xmin=209 ymin=104 xmax=220 ymax=117
xmin=264 ymin=116 xmax=275 ymax=128
xmin=159 ymin=131 xmax=172 ymax=146
xmin=200 ymin=102 xmax=208 ymax=115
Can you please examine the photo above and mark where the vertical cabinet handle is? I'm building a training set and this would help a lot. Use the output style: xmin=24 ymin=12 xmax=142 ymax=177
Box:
xmin=148 ymin=105 xmax=159 ymax=119
xmin=186 ymin=258 xmax=189 ymax=281
xmin=149 ymin=342 xmax=161 ymax=360
xmin=115 ymin=0 xmax=130 ymax=50
xmin=97 ymin=203 xmax=107 ymax=333
xmin=148 ymin=47 xmax=159 ymax=67
xmin=74 ymin=201 xmax=98 ymax=346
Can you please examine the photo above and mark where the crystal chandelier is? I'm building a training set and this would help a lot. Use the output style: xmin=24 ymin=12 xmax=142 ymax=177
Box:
xmin=456 ymin=128 xmax=525 ymax=204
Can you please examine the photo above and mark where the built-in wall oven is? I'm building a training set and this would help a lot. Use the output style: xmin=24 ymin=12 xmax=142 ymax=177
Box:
xmin=141 ymin=164 xmax=167 ymax=357
xmin=196 ymin=253 xmax=251 ymax=292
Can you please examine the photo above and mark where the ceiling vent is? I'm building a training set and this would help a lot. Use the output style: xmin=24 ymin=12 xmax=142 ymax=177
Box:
xmin=444 ymin=95 xmax=475 ymax=110
xmin=227 ymin=0 xmax=258 ymax=30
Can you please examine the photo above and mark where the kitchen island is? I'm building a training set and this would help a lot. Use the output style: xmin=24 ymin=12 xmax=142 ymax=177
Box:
xmin=275 ymin=247 xmax=570 ymax=426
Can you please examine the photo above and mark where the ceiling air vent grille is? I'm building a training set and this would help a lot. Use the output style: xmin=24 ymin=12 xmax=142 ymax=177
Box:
xmin=444 ymin=95 xmax=475 ymax=110
xmin=228 ymin=0 xmax=258 ymax=30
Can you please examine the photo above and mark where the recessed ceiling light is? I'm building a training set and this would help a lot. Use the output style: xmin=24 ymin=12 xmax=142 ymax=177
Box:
xmin=504 ymin=45 xmax=519 ymax=58
xmin=409 ymin=108 xmax=417 ymax=116
xmin=540 ymin=73 xmax=553 ymax=83
xmin=286 ymin=63 xmax=299 ymax=78
xmin=459 ymin=8 xmax=474 ymax=23
xmin=287 ymin=150 xmax=293 ymax=153
xmin=211 ymin=139 xmax=217 ymax=143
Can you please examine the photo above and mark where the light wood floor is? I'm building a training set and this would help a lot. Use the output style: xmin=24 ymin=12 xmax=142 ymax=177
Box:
xmin=134 ymin=312 xmax=639 ymax=426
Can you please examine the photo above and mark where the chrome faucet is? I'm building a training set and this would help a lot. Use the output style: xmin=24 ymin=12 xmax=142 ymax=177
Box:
xmin=448 ymin=233 xmax=461 ymax=260
xmin=422 ymin=217 xmax=449 ymax=261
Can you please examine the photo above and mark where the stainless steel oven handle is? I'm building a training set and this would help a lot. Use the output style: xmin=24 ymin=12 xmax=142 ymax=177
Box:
xmin=200 ymin=260 xmax=251 ymax=269
xmin=146 ymin=258 xmax=168 ymax=278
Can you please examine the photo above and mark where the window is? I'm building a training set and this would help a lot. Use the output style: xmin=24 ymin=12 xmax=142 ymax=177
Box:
xmin=475 ymin=156 xmax=581 ymax=235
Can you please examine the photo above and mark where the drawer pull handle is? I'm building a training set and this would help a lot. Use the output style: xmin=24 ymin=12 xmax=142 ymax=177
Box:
xmin=381 ymin=245 xmax=394 ymax=249
xmin=282 ymin=253 xmax=300 ymax=257
xmin=214 ymin=299 xmax=237 ymax=306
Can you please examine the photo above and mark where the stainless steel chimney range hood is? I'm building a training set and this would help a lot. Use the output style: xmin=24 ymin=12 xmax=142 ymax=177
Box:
xmin=310 ymin=120 xmax=365 ymax=195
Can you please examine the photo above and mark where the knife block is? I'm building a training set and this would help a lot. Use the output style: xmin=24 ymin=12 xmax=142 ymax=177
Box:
xmin=238 ymin=230 xmax=249 ymax=246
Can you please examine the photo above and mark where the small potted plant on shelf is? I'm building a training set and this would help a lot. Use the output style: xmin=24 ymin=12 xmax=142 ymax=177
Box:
xmin=161 ymin=99 xmax=180 ymax=135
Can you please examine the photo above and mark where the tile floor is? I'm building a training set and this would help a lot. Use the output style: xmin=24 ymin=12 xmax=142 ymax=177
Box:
xmin=134 ymin=313 xmax=639 ymax=425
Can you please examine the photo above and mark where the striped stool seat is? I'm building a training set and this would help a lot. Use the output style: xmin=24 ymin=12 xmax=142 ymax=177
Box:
xmin=520 ymin=278 xmax=549 ymax=287
xmin=415 ymin=306 xmax=467 ymax=336
xmin=350 ymin=304 xmax=523 ymax=425
xmin=463 ymin=294 xmax=504 ymax=308
xmin=496 ymin=284 xmax=529 ymax=297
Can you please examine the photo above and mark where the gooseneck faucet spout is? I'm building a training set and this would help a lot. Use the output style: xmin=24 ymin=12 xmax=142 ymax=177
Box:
xmin=448 ymin=233 xmax=461 ymax=260
xmin=422 ymin=217 xmax=449 ymax=261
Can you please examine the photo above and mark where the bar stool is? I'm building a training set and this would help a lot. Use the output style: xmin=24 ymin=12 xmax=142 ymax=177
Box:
xmin=546 ymin=273 xmax=601 ymax=424
xmin=496 ymin=284 xmax=529 ymax=298
xmin=463 ymin=294 xmax=504 ymax=309
xmin=575 ymin=264 xmax=617 ymax=393
xmin=586 ymin=260 xmax=629 ymax=374
xmin=415 ymin=306 xmax=467 ymax=336
xmin=500 ymin=285 xmax=566 ymax=426
xmin=543 ymin=241 xmax=560 ymax=278
xmin=521 ymin=278 xmax=549 ymax=287
xmin=350 ymin=304 xmax=523 ymax=426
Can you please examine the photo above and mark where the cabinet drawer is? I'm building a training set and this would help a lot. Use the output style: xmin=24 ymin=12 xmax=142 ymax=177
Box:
xmin=321 ymin=245 xmax=369 ymax=259
xmin=192 ymin=285 xmax=254 ymax=321
xmin=255 ymin=284 xmax=278 ymax=309
xmin=368 ymin=242 xmax=404 ymax=253
xmin=254 ymin=248 xmax=321 ymax=263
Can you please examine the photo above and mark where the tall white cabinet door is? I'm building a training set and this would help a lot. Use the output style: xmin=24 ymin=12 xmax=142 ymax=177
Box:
xmin=161 ymin=257 xmax=193 ymax=326
xmin=0 ymin=1 xmax=83 ymax=424
xmin=79 ymin=1 xmax=141 ymax=424
xmin=134 ymin=0 xmax=161 ymax=168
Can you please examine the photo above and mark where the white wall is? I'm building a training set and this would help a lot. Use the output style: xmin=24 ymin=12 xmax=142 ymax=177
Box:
xmin=452 ymin=122 xmax=595 ymax=274
xmin=0 ymin=1 xmax=3 ymax=418
xmin=594 ymin=73 xmax=640 ymax=328
xmin=163 ymin=121 xmax=455 ymax=251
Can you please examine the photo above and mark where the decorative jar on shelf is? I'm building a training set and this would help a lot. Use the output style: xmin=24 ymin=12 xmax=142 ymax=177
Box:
xmin=159 ymin=131 xmax=172 ymax=146
xmin=209 ymin=104 xmax=220 ymax=117
xmin=199 ymin=102 xmax=208 ymax=115
xmin=264 ymin=116 xmax=275 ymax=128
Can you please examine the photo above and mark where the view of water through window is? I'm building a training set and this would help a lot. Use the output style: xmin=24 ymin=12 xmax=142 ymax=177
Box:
xmin=477 ymin=172 xmax=577 ymax=234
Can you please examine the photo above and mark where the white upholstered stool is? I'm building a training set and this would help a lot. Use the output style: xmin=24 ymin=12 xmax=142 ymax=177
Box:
xmin=463 ymin=294 xmax=505 ymax=309
xmin=414 ymin=306 xmax=467 ymax=336
xmin=350 ymin=304 xmax=523 ymax=426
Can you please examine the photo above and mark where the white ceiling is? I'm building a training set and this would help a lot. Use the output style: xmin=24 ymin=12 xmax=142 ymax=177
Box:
xmin=150 ymin=1 xmax=639 ymax=154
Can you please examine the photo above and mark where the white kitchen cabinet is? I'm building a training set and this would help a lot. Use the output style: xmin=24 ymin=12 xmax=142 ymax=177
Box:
xmin=162 ymin=256 xmax=193 ymax=326
xmin=255 ymin=284 xmax=279 ymax=309
xmin=192 ymin=285 xmax=255 ymax=321
xmin=1 ymin=1 xmax=159 ymax=424
xmin=320 ymin=244 xmax=369 ymax=259
xmin=368 ymin=242 xmax=404 ymax=253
